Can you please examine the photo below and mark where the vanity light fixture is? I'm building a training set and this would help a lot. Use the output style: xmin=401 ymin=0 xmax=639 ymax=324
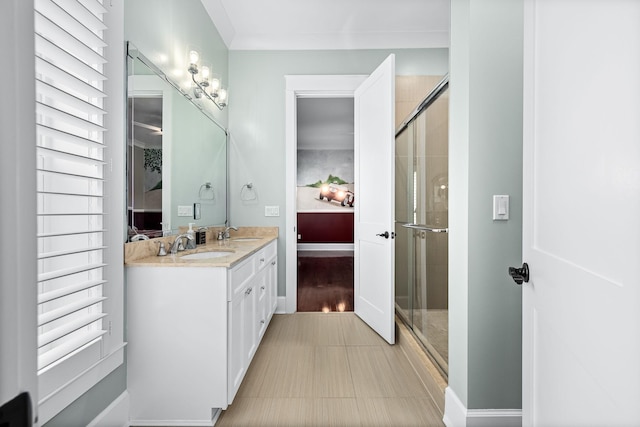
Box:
xmin=187 ymin=49 xmax=228 ymax=109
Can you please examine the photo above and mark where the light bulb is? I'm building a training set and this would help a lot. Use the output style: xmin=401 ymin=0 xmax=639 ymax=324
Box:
xmin=201 ymin=66 xmax=210 ymax=79
xmin=210 ymin=77 xmax=220 ymax=92
xmin=189 ymin=50 xmax=199 ymax=65
xmin=218 ymin=88 xmax=228 ymax=102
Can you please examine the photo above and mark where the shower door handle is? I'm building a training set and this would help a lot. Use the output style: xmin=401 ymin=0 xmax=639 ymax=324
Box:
xmin=401 ymin=223 xmax=449 ymax=233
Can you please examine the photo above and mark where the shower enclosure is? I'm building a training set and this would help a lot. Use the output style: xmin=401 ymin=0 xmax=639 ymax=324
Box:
xmin=395 ymin=78 xmax=449 ymax=375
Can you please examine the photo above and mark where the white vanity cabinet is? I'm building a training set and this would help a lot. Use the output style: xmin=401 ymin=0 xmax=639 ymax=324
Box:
xmin=227 ymin=240 xmax=277 ymax=402
xmin=126 ymin=239 xmax=277 ymax=426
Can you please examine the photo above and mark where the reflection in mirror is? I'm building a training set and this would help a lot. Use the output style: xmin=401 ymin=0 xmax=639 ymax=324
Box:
xmin=126 ymin=43 xmax=228 ymax=242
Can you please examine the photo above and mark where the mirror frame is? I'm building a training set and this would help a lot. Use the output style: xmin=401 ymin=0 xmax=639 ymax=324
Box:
xmin=125 ymin=42 xmax=229 ymax=239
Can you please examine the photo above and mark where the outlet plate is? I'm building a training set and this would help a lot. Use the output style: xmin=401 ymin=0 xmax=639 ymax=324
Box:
xmin=265 ymin=205 xmax=280 ymax=217
xmin=178 ymin=205 xmax=194 ymax=217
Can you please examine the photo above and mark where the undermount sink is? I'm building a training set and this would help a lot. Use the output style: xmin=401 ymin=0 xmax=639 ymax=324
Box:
xmin=232 ymin=237 xmax=261 ymax=242
xmin=180 ymin=251 xmax=234 ymax=260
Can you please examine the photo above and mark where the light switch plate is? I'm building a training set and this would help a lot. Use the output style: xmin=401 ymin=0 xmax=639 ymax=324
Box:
xmin=265 ymin=205 xmax=280 ymax=217
xmin=493 ymin=195 xmax=509 ymax=220
xmin=178 ymin=205 xmax=194 ymax=217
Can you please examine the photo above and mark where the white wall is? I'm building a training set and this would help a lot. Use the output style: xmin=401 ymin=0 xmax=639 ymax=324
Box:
xmin=0 ymin=0 xmax=37 ymax=422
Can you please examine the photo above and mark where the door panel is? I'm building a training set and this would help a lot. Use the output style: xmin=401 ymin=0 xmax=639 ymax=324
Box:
xmin=354 ymin=54 xmax=395 ymax=344
xmin=523 ymin=1 xmax=640 ymax=425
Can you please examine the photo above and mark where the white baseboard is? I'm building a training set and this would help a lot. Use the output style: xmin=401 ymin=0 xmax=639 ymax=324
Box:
xmin=444 ymin=387 xmax=522 ymax=427
xmin=276 ymin=297 xmax=287 ymax=313
xmin=87 ymin=391 xmax=129 ymax=427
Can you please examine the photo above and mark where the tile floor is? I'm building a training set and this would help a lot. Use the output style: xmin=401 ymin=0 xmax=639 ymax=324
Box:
xmin=216 ymin=312 xmax=444 ymax=426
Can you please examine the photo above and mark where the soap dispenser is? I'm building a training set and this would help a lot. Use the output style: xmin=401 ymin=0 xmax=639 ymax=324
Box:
xmin=186 ymin=223 xmax=196 ymax=249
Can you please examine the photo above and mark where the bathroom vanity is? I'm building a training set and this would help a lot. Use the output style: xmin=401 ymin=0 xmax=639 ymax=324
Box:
xmin=125 ymin=231 xmax=277 ymax=426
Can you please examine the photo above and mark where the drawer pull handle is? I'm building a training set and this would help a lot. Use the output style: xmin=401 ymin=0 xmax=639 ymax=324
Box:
xmin=260 ymin=320 xmax=265 ymax=324
xmin=245 ymin=287 xmax=252 ymax=295
xmin=271 ymin=261 xmax=276 ymax=265
xmin=261 ymin=286 xmax=265 ymax=290
xmin=260 ymin=258 xmax=265 ymax=262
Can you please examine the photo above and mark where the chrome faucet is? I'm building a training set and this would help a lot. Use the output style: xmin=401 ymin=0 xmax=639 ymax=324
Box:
xmin=224 ymin=226 xmax=238 ymax=239
xmin=170 ymin=233 xmax=194 ymax=254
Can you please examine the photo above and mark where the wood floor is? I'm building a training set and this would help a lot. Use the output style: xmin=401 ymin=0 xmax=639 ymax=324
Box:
xmin=297 ymin=255 xmax=354 ymax=312
xmin=216 ymin=313 xmax=445 ymax=427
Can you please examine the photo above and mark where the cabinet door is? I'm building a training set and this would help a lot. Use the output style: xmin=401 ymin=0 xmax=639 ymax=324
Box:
xmin=268 ymin=257 xmax=278 ymax=316
xmin=242 ymin=281 xmax=257 ymax=367
xmin=228 ymin=297 xmax=245 ymax=403
xmin=256 ymin=269 xmax=268 ymax=340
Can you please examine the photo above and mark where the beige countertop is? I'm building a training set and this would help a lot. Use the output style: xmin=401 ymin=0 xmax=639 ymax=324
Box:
xmin=124 ymin=227 xmax=278 ymax=268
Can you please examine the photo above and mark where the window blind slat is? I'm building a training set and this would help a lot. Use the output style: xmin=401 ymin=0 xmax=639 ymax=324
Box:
xmin=53 ymin=0 xmax=107 ymax=33
xmin=38 ymin=296 xmax=106 ymax=327
xmin=38 ymin=246 xmax=106 ymax=260
xmin=36 ymin=102 xmax=106 ymax=134
xmin=37 ymin=168 xmax=106 ymax=182
xmin=35 ymin=0 xmax=106 ymax=49
xmin=38 ymin=313 xmax=106 ymax=348
xmin=38 ymin=279 xmax=106 ymax=304
xmin=38 ymin=190 xmax=103 ymax=198
xmin=37 ymin=146 xmax=105 ymax=165
xmin=36 ymin=35 xmax=106 ymax=83
xmin=38 ymin=263 xmax=105 ymax=283
xmin=37 ymin=124 xmax=105 ymax=150
xmin=38 ymin=330 xmax=106 ymax=371
xmin=36 ymin=57 xmax=106 ymax=99
xmin=75 ymin=0 xmax=107 ymax=20
xmin=34 ymin=12 xmax=106 ymax=66
xmin=36 ymin=79 xmax=106 ymax=117
xmin=38 ymin=229 xmax=107 ymax=239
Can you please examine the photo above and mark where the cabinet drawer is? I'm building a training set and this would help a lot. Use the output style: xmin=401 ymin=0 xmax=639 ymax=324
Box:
xmin=229 ymin=255 xmax=256 ymax=300
xmin=256 ymin=241 xmax=277 ymax=272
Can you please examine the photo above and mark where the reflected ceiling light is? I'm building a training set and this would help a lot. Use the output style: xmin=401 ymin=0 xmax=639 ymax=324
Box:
xmin=187 ymin=49 xmax=227 ymax=110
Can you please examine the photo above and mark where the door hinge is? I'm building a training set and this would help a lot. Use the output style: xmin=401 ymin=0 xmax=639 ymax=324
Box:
xmin=108 ymin=320 xmax=113 ymax=335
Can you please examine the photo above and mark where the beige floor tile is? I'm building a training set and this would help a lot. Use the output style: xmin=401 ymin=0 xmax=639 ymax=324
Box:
xmin=320 ymin=398 xmax=362 ymax=426
xmin=347 ymin=346 xmax=405 ymax=397
xmin=340 ymin=314 xmax=386 ymax=346
xmin=255 ymin=344 xmax=315 ymax=397
xmin=313 ymin=346 xmax=355 ymax=397
xmin=357 ymin=397 xmax=445 ymax=427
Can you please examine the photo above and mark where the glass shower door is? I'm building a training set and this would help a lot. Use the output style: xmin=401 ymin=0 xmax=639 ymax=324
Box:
xmin=394 ymin=83 xmax=449 ymax=375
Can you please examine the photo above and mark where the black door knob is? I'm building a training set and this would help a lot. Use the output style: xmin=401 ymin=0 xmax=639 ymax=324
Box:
xmin=508 ymin=262 xmax=530 ymax=285
xmin=375 ymin=231 xmax=395 ymax=239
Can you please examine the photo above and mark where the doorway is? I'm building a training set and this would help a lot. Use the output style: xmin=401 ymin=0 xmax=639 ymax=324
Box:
xmin=295 ymin=97 xmax=355 ymax=312
xmin=284 ymin=75 xmax=367 ymax=313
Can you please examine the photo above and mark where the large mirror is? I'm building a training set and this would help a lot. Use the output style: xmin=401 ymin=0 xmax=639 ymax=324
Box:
xmin=126 ymin=43 xmax=228 ymax=241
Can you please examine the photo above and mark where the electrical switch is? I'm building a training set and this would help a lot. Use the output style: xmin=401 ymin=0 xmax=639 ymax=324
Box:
xmin=493 ymin=195 xmax=509 ymax=220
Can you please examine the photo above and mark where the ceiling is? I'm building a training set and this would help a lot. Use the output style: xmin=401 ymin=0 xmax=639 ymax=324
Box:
xmin=200 ymin=0 xmax=450 ymax=51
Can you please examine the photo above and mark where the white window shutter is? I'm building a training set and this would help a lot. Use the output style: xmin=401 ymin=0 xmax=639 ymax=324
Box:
xmin=35 ymin=0 xmax=109 ymax=376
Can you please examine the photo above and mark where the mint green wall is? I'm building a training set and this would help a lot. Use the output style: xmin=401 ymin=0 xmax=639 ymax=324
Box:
xmin=449 ymin=0 xmax=523 ymax=411
xmin=228 ymin=49 xmax=449 ymax=295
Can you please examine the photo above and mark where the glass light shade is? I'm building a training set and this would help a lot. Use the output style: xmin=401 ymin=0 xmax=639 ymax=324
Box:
xmin=210 ymin=77 xmax=221 ymax=92
xmin=218 ymin=88 xmax=228 ymax=103
xmin=189 ymin=50 xmax=199 ymax=65
xmin=201 ymin=66 xmax=210 ymax=79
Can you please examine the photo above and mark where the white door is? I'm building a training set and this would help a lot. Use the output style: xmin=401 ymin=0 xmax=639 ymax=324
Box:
xmin=521 ymin=1 xmax=640 ymax=426
xmin=354 ymin=54 xmax=396 ymax=344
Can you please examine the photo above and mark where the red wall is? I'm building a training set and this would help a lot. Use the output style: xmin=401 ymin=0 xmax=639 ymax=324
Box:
xmin=297 ymin=212 xmax=354 ymax=243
